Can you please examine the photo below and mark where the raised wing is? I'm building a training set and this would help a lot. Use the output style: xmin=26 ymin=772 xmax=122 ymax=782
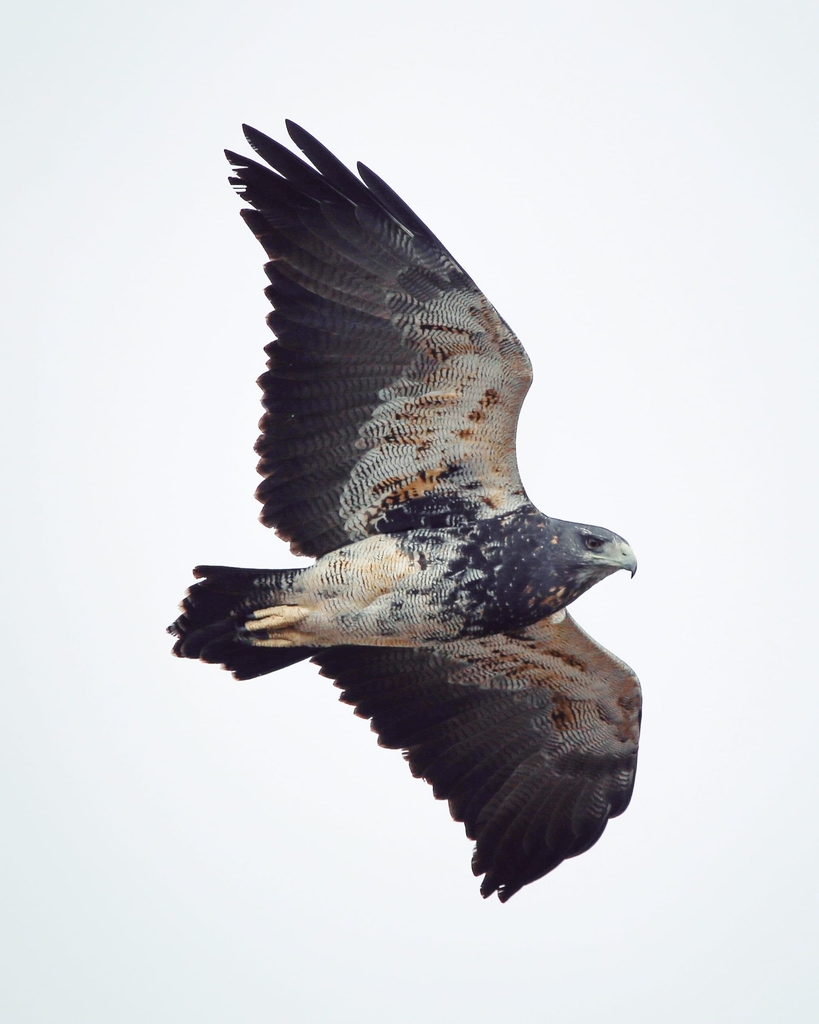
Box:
xmin=314 ymin=611 xmax=640 ymax=902
xmin=228 ymin=122 xmax=533 ymax=557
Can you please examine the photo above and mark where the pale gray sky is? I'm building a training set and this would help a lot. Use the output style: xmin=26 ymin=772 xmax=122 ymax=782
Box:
xmin=2 ymin=1 xmax=818 ymax=1021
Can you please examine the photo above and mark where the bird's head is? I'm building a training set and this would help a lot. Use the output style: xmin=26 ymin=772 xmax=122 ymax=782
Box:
xmin=548 ymin=518 xmax=637 ymax=603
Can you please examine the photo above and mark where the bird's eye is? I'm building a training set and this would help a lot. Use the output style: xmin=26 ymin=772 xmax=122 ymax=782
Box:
xmin=584 ymin=536 xmax=604 ymax=550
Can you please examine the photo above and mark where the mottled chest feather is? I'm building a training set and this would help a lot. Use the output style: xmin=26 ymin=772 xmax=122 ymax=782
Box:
xmin=395 ymin=506 xmax=616 ymax=639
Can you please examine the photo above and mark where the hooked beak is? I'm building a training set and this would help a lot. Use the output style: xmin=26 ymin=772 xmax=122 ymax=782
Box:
xmin=617 ymin=542 xmax=638 ymax=578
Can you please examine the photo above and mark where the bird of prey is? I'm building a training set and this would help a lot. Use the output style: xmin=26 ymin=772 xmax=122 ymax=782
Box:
xmin=170 ymin=121 xmax=641 ymax=902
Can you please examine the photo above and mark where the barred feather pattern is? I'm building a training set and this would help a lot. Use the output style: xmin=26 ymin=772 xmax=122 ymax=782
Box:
xmin=228 ymin=122 xmax=533 ymax=556
xmin=315 ymin=610 xmax=641 ymax=902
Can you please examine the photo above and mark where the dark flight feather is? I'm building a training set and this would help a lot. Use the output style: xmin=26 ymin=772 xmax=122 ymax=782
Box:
xmin=226 ymin=124 xmax=533 ymax=556
xmin=314 ymin=611 xmax=640 ymax=902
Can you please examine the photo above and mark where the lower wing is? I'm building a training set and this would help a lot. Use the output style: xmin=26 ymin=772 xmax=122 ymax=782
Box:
xmin=314 ymin=610 xmax=641 ymax=901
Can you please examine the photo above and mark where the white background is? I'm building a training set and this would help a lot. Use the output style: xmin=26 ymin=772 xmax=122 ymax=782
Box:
xmin=2 ymin=2 xmax=817 ymax=1020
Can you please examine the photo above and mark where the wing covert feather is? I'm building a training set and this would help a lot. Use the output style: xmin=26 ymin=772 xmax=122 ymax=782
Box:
xmin=229 ymin=123 xmax=533 ymax=556
xmin=314 ymin=611 xmax=640 ymax=901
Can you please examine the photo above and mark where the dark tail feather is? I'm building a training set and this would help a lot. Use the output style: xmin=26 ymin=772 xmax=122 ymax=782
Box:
xmin=168 ymin=565 xmax=319 ymax=680
xmin=198 ymin=637 xmax=314 ymax=681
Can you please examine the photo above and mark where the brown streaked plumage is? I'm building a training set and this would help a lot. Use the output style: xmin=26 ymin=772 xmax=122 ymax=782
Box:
xmin=233 ymin=121 xmax=532 ymax=556
xmin=170 ymin=121 xmax=641 ymax=901
xmin=315 ymin=609 xmax=639 ymax=902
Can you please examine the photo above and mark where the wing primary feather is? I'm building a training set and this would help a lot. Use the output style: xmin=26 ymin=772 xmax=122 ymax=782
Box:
xmin=226 ymin=152 xmax=315 ymax=211
xmin=356 ymin=161 xmax=453 ymax=256
xmin=285 ymin=120 xmax=395 ymax=217
xmin=242 ymin=124 xmax=346 ymax=205
xmin=476 ymin=775 xmax=579 ymax=900
xmin=444 ymin=732 xmax=548 ymax=834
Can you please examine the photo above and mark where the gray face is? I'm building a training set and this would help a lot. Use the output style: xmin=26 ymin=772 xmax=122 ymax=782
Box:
xmin=551 ymin=518 xmax=638 ymax=592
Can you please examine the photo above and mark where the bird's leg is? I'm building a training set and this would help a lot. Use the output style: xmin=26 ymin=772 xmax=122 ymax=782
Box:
xmin=242 ymin=605 xmax=311 ymax=647
xmin=245 ymin=605 xmax=310 ymax=631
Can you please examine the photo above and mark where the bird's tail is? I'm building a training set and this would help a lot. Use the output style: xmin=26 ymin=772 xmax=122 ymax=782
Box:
xmin=168 ymin=565 xmax=319 ymax=679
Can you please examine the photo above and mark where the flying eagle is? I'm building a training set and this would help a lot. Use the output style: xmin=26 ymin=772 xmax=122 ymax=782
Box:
xmin=170 ymin=122 xmax=641 ymax=902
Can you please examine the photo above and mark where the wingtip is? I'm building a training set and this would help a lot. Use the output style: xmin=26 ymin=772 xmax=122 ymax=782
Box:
xmin=285 ymin=118 xmax=306 ymax=143
xmin=357 ymin=160 xmax=378 ymax=188
xmin=285 ymin=119 xmax=327 ymax=160
xmin=479 ymin=878 xmax=498 ymax=900
xmin=224 ymin=148 xmax=248 ymax=169
xmin=242 ymin=123 xmax=278 ymax=155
